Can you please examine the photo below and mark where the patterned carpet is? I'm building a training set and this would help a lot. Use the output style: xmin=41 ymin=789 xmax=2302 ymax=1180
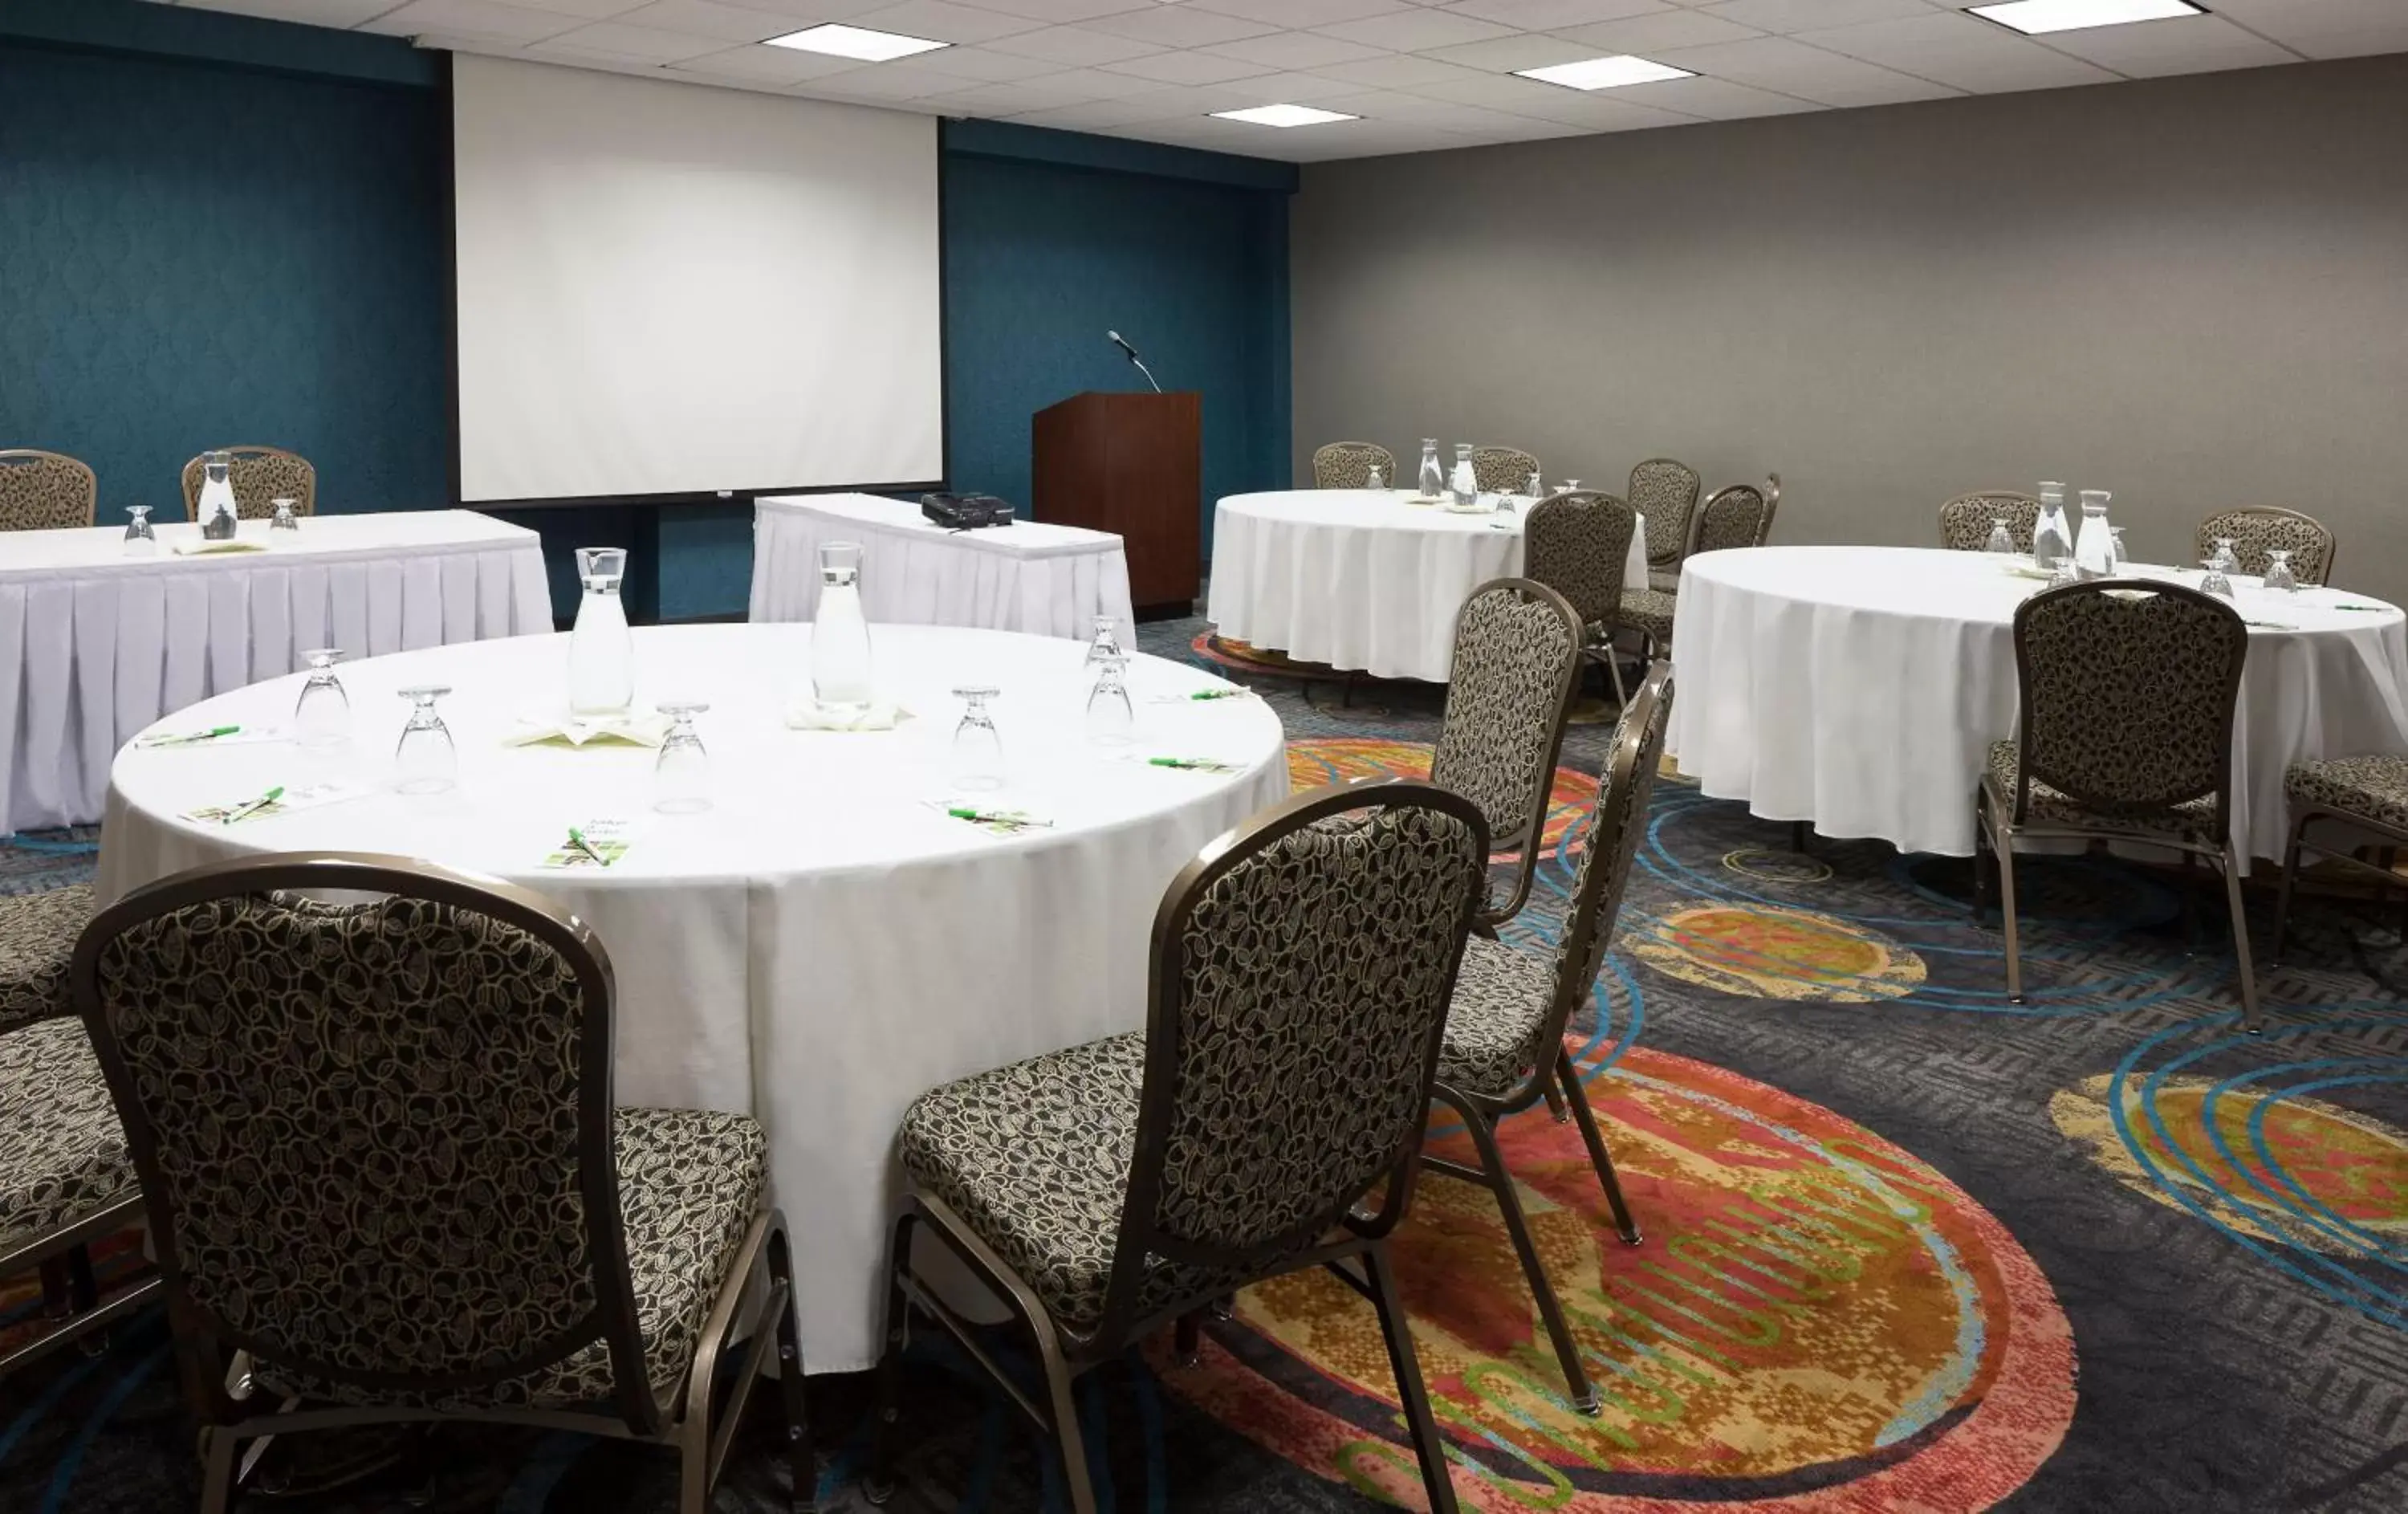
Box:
xmin=5 ymin=618 xmax=2407 ymax=1512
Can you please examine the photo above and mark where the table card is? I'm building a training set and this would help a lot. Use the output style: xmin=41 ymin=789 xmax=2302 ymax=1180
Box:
xmin=787 ymin=701 xmax=913 ymax=732
xmin=178 ymin=779 xmax=372 ymax=827
xmin=1147 ymin=686 xmax=1255 ymax=705
xmin=540 ymin=819 xmax=634 ymax=869
xmin=135 ymin=722 xmax=289 ymax=748
xmin=921 ymin=799 xmax=1052 ymax=836
xmin=1121 ymin=754 xmax=1243 ymax=775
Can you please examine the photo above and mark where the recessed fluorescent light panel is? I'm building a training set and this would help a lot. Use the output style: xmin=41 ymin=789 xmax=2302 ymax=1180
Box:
xmin=1211 ymin=104 xmax=1360 ymax=128
xmin=1967 ymin=0 xmax=2205 ymax=35
xmin=763 ymin=23 xmax=950 ymax=62
xmin=1516 ymin=55 xmax=1695 ymax=91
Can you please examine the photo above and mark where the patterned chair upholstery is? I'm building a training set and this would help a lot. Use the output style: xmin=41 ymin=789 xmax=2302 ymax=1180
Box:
xmin=179 ymin=446 xmax=316 ymax=522
xmin=0 ymin=450 xmax=97 ymax=531
xmin=0 ymin=883 xmax=92 ymax=1036
xmin=1692 ymin=480 xmax=1775 ymax=556
xmin=1470 ymin=445 xmax=1540 ymax=494
xmin=1940 ymin=491 xmax=2041 ymax=552
xmin=1613 ymin=587 xmax=1677 ymax=650
xmin=1974 ymin=583 xmax=2257 ymax=1027
xmin=1629 ymin=458 xmax=1701 ymax=579
xmin=71 ymin=857 xmax=807 ymax=1514
xmin=872 ymin=783 xmax=1489 ymax=1514
xmin=2272 ymin=755 xmax=2408 ymax=964
xmin=2195 ymin=507 xmax=2337 ymax=587
xmin=1430 ymin=578 xmax=1584 ymax=926
xmin=1426 ymin=662 xmax=1671 ymax=1415
xmin=1312 ymin=441 xmax=1397 ymax=490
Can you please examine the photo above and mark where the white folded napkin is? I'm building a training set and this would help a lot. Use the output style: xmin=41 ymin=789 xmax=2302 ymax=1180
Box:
xmin=787 ymin=701 xmax=913 ymax=732
xmin=506 ymin=711 xmax=674 ymax=749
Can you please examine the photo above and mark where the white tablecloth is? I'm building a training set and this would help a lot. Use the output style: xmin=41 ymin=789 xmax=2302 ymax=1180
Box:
xmin=1206 ymin=489 xmax=1650 ymax=682
xmin=750 ymin=492 xmax=1134 ymax=645
xmin=96 ymin=622 xmax=1287 ymax=1370
xmin=1667 ymin=546 xmax=2408 ymax=868
xmin=0 ymin=511 xmax=550 ymax=833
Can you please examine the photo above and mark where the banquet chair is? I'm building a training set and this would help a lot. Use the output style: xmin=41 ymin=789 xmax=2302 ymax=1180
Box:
xmin=1972 ymin=581 xmax=2260 ymax=1029
xmin=1612 ymin=478 xmax=1782 ymax=657
xmin=1432 ymin=577 xmax=1585 ymax=927
xmin=1311 ymin=440 xmax=1397 ymax=490
xmin=71 ymin=854 xmax=811 ymax=1514
xmin=178 ymin=445 xmax=316 ymax=521
xmin=865 ymin=781 xmax=1489 ymax=1514
xmin=1629 ymin=458 xmax=1702 ymax=592
xmin=1428 ymin=661 xmax=1670 ymax=1416
xmin=1471 ymin=444 xmax=1541 ymax=494
xmin=2271 ymin=755 xmax=2408 ymax=963
xmin=1939 ymin=490 xmax=2041 ymax=552
xmin=2 ymin=882 xmax=156 ymax=1378
xmin=2194 ymin=507 xmax=2337 ymax=587
xmin=0 ymin=449 xmax=98 ymax=531
xmin=1521 ymin=491 xmax=1638 ymax=705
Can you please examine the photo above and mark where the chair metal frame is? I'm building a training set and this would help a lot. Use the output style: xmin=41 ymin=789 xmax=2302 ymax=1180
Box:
xmin=865 ymin=782 xmax=1490 ymax=1514
xmin=0 ymin=448 xmax=99 ymax=531
xmin=2270 ymin=788 xmax=2408 ymax=966
xmin=71 ymin=852 xmax=810 ymax=1514
xmin=1436 ymin=576 xmax=1587 ymax=927
xmin=178 ymin=445 xmax=317 ymax=521
xmin=2194 ymin=505 xmax=2339 ymax=588
xmin=0 ymin=1186 xmax=158 ymax=1378
xmin=1425 ymin=662 xmax=1670 ymax=1417
xmin=1970 ymin=583 xmax=2261 ymax=1031
xmin=1519 ymin=494 xmax=1638 ymax=708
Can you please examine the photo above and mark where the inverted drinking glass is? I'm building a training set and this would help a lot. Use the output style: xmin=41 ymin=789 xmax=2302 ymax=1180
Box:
xmin=653 ymin=700 xmax=711 ymax=814
xmin=2211 ymin=536 xmax=2240 ymax=577
xmin=2199 ymin=559 xmax=2236 ymax=600
xmin=1086 ymin=655 xmax=1135 ymax=747
xmin=294 ymin=648 xmax=349 ymax=750
xmin=2264 ymin=549 xmax=2299 ymax=595
xmin=2108 ymin=526 xmax=2129 ymax=573
xmin=1363 ymin=461 xmax=1385 ymax=491
xmin=1985 ymin=518 xmax=2015 ymax=555
xmin=393 ymin=686 xmax=457 ymax=794
xmin=269 ymin=497 xmax=300 ymax=533
xmin=811 ymin=542 xmax=874 ymax=718
xmin=122 ymin=505 xmax=157 ymax=558
xmin=952 ymin=686 xmax=1004 ymax=792
xmin=1082 ymin=614 xmax=1124 ymax=671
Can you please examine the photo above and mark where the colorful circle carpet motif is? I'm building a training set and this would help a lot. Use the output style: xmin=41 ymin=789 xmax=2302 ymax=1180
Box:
xmin=1286 ymin=738 xmax=1598 ymax=861
xmin=1630 ymin=902 xmax=1928 ymax=1003
xmin=1156 ymin=1044 xmax=2076 ymax=1510
xmin=1194 ymin=633 xmax=1332 ymax=681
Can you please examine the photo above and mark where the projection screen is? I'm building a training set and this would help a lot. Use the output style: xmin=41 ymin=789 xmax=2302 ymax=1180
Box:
xmin=452 ymin=55 xmax=944 ymax=503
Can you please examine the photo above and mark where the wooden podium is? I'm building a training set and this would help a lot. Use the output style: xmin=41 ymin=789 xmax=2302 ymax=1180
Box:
xmin=1031 ymin=390 xmax=1200 ymax=614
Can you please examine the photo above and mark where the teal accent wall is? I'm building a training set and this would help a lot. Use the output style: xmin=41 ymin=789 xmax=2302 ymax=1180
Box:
xmin=0 ymin=29 xmax=448 ymax=520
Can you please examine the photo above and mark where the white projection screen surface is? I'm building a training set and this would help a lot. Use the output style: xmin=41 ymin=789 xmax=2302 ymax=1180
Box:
xmin=452 ymin=55 xmax=944 ymax=503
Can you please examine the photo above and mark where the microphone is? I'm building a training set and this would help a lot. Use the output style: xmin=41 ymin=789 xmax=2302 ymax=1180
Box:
xmin=1105 ymin=329 xmax=1163 ymax=394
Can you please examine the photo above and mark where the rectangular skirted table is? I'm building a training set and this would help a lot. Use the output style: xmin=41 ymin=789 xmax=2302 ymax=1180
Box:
xmin=750 ymin=491 xmax=1135 ymax=645
xmin=0 ymin=511 xmax=552 ymax=831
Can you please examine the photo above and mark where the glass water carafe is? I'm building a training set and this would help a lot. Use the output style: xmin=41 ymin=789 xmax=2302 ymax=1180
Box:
xmin=2072 ymin=489 xmax=2114 ymax=579
xmin=1450 ymin=443 xmax=1477 ymax=509
xmin=198 ymin=450 xmax=239 ymax=541
xmin=567 ymin=547 xmax=634 ymax=715
xmin=811 ymin=541 xmax=873 ymax=717
xmin=2032 ymin=481 xmax=2072 ymax=572
xmin=1417 ymin=438 xmax=1444 ymax=500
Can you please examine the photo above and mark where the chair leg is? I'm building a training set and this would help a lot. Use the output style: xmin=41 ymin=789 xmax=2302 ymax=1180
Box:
xmin=2181 ymin=850 xmax=2203 ymax=953
xmin=863 ymin=1211 xmax=917 ymax=1506
xmin=1453 ymin=1096 xmax=1599 ymax=1416
xmin=1788 ymin=820 xmax=1808 ymax=853
xmin=769 ymin=1226 xmax=814 ymax=1514
xmin=678 ymin=1407 xmax=711 ymax=1514
xmin=1541 ymin=1080 xmax=1568 ymax=1124
xmin=1602 ymin=644 xmax=1629 ymax=709
xmin=1032 ymin=1324 xmax=1097 ymax=1514
xmin=2270 ymin=814 xmax=2309 ymax=967
xmin=1995 ymin=814 xmax=2026 ymax=1003
xmin=199 ymin=1427 xmax=241 ymax=1514
xmin=1971 ymin=803 xmax=1995 ymax=924
xmin=2217 ymin=848 xmax=2264 ymax=1034
xmin=1556 ymin=1049 xmax=1640 ymax=1245
xmin=1173 ymin=1311 xmax=1202 ymax=1366
xmin=1362 ymin=1241 xmax=1460 ymax=1514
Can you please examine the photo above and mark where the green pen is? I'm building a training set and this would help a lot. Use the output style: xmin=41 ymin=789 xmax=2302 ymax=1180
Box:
xmin=1188 ymin=688 xmax=1247 ymax=701
xmin=564 ymin=827 xmax=608 ymax=866
xmin=1148 ymin=756 xmax=1236 ymax=772
xmin=946 ymin=806 xmax=1051 ymax=832
xmin=157 ymin=724 xmax=240 ymax=746
xmin=222 ymin=784 xmax=283 ymax=824
xmin=2332 ymin=604 xmax=2390 ymax=613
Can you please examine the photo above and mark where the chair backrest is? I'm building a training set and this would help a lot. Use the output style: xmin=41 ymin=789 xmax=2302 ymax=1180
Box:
xmin=2008 ymin=581 xmax=2247 ymax=821
xmin=180 ymin=446 xmax=317 ymax=521
xmin=1311 ymin=441 xmax=1397 ymax=490
xmin=1689 ymin=482 xmax=1771 ymax=556
xmin=1470 ymin=445 xmax=1540 ymax=494
xmin=1629 ymin=458 xmax=1701 ymax=569
xmin=1105 ymin=781 xmax=1487 ymax=1325
xmin=0 ymin=449 xmax=97 ymax=531
xmin=1522 ymin=490 xmax=1637 ymax=627
xmin=1940 ymin=490 xmax=2040 ymax=552
xmin=1430 ymin=580 xmax=1584 ymax=910
xmin=2195 ymin=507 xmax=2337 ymax=587
xmin=71 ymin=853 xmax=657 ymax=1432
xmin=1525 ymin=661 xmax=1674 ymax=1085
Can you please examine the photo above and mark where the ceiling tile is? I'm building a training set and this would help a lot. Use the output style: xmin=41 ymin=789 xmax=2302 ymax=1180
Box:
xmin=924 ymin=77 xmax=1115 ymax=112
xmin=1033 ymin=65 xmax=1185 ymax=96
xmin=982 ymin=24 xmax=1163 ymax=63
xmin=177 ymin=0 xmax=410 ymax=25
xmin=2193 ymin=0 xmax=2408 ymax=62
xmin=905 ymin=44 xmax=1075 ymax=79
xmin=1696 ymin=0 xmax=1933 ymax=34
xmin=1650 ymin=33 xmax=1963 ymax=105
xmin=1210 ymin=69 xmax=1395 ymax=102
xmin=791 ymin=60 xmax=970 ymax=96
xmin=689 ymin=0 xmax=888 ymax=16
xmin=1185 ymin=0 xmax=1416 ymax=26
xmin=958 ymin=0 xmax=1156 ymax=21
xmin=1419 ymin=33 xmax=1605 ymax=71
xmin=1078 ymin=6 xmax=1281 ymax=47
xmin=537 ymin=19 xmax=729 ymax=58
xmin=1304 ymin=53 xmax=1496 ymax=88
xmin=1440 ymin=0 xmax=1673 ymax=28
xmin=1200 ymin=31 xmax=1395 ymax=70
xmin=1311 ymin=9 xmax=1517 ymax=51
xmin=1096 ymin=49 xmax=1280 ymax=84
xmin=605 ymin=0 xmax=802 ymax=43
xmin=360 ymin=0 xmax=588 ymax=44
xmin=471 ymin=0 xmax=655 ymax=18
xmin=1551 ymin=9 xmax=1765 ymax=51
xmin=1793 ymin=11 xmax=2120 ymax=92
xmin=998 ymin=97 xmax=1188 ymax=128
xmin=2032 ymin=13 xmax=2301 ymax=77
xmin=842 ymin=0 xmax=1049 ymax=44
xmin=1609 ymin=71 xmax=1820 ymax=116
xmin=665 ymin=40 xmax=866 ymax=79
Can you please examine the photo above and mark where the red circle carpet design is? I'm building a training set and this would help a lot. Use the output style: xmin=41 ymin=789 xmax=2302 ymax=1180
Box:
xmin=1285 ymin=738 xmax=1597 ymax=861
xmin=1194 ymin=632 xmax=1332 ymax=681
xmin=1153 ymin=1044 xmax=2076 ymax=1511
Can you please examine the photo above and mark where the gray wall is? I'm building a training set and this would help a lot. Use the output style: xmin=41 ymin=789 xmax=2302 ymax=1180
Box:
xmin=1291 ymin=54 xmax=2408 ymax=605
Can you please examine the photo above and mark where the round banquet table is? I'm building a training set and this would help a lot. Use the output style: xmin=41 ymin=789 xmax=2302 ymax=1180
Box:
xmin=95 ymin=623 xmax=1288 ymax=1371
xmin=1207 ymin=488 xmax=1650 ymax=682
xmin=1666 ymin=546 xmax=2408 ymax=869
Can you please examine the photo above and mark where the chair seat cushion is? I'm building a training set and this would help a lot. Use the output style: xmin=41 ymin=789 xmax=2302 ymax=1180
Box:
xmin=258 ymin=1108 xmax=764 ymax=1411
xmin=898 ymin=1032 xmax=1247 ymax=1336
xmin=1648 ymin=569 xmax=1681 ymax=596
xmin=1986 ymin=741 xmax=2218 ymax=837
xmin=0 ymin=882 xmax=92 ymax=1036
xmin=1436 ymin=936 xmax=1557 ymax=1102
xmin=2287 ymin=755 xmax=2408 ymax=835
xmin=1616 ymin=588 xmax=1678 ymax=643
xmin=0 ymin=1016 xmax=140 ymax=1254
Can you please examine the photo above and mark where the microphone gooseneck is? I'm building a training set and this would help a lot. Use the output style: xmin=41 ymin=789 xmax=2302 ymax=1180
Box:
xmin=1106 ymin=330 xmax=1161 ymax=394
